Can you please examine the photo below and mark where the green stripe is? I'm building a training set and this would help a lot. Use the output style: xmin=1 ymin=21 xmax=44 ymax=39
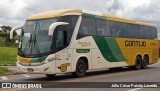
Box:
xmin=82 ymin=13 xmax=106 ymax=19
xmin=93 ymin=36 xmax=126 ymax=62
xmin=30 ymin=56 xmax=47 ymax=63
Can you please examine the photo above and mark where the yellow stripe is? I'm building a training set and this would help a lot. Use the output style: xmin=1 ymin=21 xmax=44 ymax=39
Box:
xmin=102 ymin=14 xmax=156 ymax=27
xmin=17 ymin=56 xmax=31 ymax=63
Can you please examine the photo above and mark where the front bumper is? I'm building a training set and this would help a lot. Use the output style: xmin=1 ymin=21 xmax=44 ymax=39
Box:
xmin=16 ymin=61 xmax=55 ymax=74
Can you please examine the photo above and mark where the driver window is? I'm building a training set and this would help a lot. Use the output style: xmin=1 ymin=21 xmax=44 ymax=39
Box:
xmin=56 ymin=31 xmax=67 ymax=48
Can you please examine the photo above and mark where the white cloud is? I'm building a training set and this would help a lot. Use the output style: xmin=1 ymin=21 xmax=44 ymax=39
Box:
xmin=119 ymin=0 xmax=151 ymax=8
xmin=0 ymin=0 xmax=160 ymax=31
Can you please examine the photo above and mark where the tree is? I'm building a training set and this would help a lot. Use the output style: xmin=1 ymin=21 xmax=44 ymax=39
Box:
xmin=0 ymin=26 xmax=18 ymax=47
xmin=0 ymin=25 xmax=17 ymax=35
xmin=0 ymin=26 xmax=17 ymax=42
xmin=1 ymin=26 xmax=12 ymax=33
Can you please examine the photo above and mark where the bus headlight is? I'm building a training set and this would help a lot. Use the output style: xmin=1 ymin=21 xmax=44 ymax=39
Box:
xmin=17 ymin=60 xmax=20 ymax=63
xmin=42 ymin=58 xmax=55 ymax=64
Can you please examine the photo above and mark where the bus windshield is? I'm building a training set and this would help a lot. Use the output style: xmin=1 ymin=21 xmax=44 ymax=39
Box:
xmin=18 ymin=15 xmax=79 ymax=58
xmin=19 ymin=18 xmax=58 ymax=57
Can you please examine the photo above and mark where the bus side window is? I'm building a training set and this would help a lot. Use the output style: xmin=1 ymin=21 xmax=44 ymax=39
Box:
xmin=111 ymin=21 xmax=124 ymax=37
xmin=77 ymin=16 xmax=96 ymax=39
xmin=151 ymin=27 xmax=157 ymax=39
xmin=134 ymin=25 xmax=144 ymax=39
xmin=60 ymin=15 xmax=79 ymax=46
xmin=124 ymin=23 xmax=134 ymax=38
xmin=111 ymin=21 xmax=116 ymax=37
xmin=144 ymin=26 xmax=152 ymax=39
xmin=96 ymin=19 xmax=111 ymax=36
xmin=96 ymin=19 xmax=105 ymax=36
xmin=106 ymin=20 xmax=111 ymax=36
xmin=82 ymin=27 xmax=88 ymax=35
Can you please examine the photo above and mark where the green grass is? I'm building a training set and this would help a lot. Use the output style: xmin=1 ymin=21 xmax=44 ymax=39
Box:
xmin=0 ymin=43 xmax=5 ymax=47
xmin=0 ymin=47 xmax=18 ymax=65
xmin=0 ymin=67 xmax=10 ymax=73
xmin=0 ymin=42 xmax=17 ymax=47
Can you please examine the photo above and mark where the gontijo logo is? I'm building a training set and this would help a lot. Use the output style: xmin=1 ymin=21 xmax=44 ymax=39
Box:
xmin=125 ymin=40 xmax=146 ymax=47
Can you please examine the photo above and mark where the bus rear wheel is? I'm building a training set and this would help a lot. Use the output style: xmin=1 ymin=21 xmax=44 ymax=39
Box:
xmin=142 ymin=56 xmax=148 ymax=69
xmin=134 ymin=56 xmax=142 ymax=70
xmin=73 ymin=59 xmax=87 ymax=78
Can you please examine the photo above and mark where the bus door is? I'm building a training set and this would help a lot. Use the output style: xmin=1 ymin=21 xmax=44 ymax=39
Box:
xmin=55 ymin=30 xmax=71 ymax=73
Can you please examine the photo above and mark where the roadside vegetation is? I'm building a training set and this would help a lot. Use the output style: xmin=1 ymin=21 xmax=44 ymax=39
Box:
xmin=0 ymin=47 xmax=17 ymax=65
xmin=0 ymin=26 xmax=18 ymax=65
xmin=0 ymin=67 xmax=10 ymax=73
xmin=0 ymin=67 xmax=15 ymax=76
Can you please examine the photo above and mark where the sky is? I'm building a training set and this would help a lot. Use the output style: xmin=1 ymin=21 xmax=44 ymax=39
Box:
xmin=0 ymin=0 xmax=160 ymax=36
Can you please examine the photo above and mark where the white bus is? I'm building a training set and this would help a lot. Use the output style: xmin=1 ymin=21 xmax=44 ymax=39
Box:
xmin=10 ymin=9 xmax=158 ymax=78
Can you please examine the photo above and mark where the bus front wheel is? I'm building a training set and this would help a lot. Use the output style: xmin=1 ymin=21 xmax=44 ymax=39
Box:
xmin=142 ymin=56 xmax=148 ymax=69
xmin=73 ymin=59 xmax=87 ymax=78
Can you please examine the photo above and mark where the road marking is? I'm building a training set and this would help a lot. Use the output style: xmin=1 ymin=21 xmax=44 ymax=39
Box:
xmin=0 ymin=74 xmax=44 ymax=81
xmin=1 ymin=76 xmax=8 ymax=80
xmin=22 ymin=74 xmax=31 ymax=77
xmin=127 ymin=88 xmax=141 ymax=91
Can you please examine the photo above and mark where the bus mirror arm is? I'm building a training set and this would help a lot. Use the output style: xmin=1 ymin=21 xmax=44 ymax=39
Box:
xmin=10 ymin=26 xmax=22 ymax=39
xmin=48 ymin=22 xmax=69 ymax=36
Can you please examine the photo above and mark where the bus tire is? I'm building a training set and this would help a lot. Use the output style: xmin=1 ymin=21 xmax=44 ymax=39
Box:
xmin=142 ymin=56 xmax=148 ymax=69
xmin=45 ymin=74 xmax=55 ymax=78
xmin=134 ymin=56 xmax=142 ymax=70
xmin=73 ymin=59 xmax=87 ymax=78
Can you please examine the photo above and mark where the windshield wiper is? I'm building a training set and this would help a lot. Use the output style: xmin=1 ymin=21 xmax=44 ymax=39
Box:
xmin=32 ymin=33 xmax=40 ymax=54
xmin=22 ymin=33 xmax=40 ymax=56
xmin=23 ymin=33 xmax=33 ymax=54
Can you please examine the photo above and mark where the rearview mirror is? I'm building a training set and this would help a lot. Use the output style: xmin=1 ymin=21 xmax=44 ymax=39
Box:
xmin=48 ymin=22 xmax=69 ymax=36
xmin=10 ymin=26 xmax=22 ymax=39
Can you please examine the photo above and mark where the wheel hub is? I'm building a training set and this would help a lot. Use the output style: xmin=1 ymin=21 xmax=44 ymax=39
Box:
xmin=78 ymin=64 xmax=84 ymax=73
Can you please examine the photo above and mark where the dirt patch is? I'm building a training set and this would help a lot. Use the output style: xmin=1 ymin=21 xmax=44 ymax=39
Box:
xmin=0 ymin=69 xmax=17 ymax=76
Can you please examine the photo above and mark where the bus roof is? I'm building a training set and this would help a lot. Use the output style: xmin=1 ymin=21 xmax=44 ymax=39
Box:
xmin=102 ymin=14 xmax=156 ymax=27
xmin=27 ymin=9 xmax=82 ymax=20
xmin=27 ymin=9 xmax=156 ymax=27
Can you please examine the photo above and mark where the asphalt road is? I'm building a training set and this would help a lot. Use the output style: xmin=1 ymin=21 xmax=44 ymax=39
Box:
xmin=1 ymin=62 xmax=160 ymax=91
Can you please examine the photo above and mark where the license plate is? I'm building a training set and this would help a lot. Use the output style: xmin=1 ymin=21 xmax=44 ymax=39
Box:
xmin=27 ymin=68 xmax=34 ymax=72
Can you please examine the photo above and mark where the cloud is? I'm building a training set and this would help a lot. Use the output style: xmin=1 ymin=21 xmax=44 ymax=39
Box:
xmin=0 ymin=0 xmax=109 ymax=26
xmin=0 ymin=0 xmax=160 ymax=31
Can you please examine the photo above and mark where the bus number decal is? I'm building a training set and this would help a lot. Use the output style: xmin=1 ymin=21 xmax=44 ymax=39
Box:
xmin=76 ymin=49 xmax=90 ymax=53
